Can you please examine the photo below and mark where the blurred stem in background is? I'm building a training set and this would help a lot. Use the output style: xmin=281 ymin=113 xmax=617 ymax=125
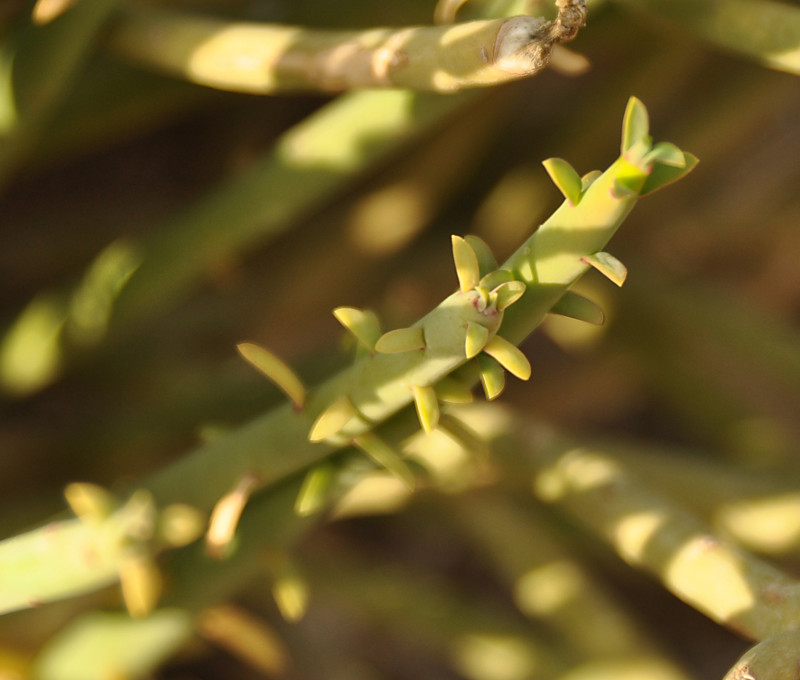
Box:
xmin=1 ymin=0 xmax=800 ymax=678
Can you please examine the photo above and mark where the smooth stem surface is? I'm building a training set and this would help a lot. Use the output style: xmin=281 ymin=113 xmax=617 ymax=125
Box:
xmin=108 ymin=2 xmax=586 ymax=93
xmin=144 ymin=155 xmax=646 ymax=511
xmin=522 ymin=437 xmax=800 ymax=640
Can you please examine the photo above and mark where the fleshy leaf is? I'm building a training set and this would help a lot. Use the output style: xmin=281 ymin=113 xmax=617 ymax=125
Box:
xmin=206 ymin=475 xmax=258 ymax=559
xmin=412 ymin=384 xmax=440 ymax=434
xmin=270 ymin=555 xmax=309 ymax=622
xmin=641 ymin=152 xmax=699 ymax=196
xmin=492 ymin=280 xmax=526 ymax=311
xmin=354 ymin=432 xmax=415 ymax=489
xmin=542 ymin=157 xmax=583 ymax=205
xmin=581 ymin=170 xmax=602 ymax=191
xmin=375 ymin=327 xmax=425 ymax=353
xmin=65 ymin=483 xmax=115 ymax=523
xmin=237 ymin=342 xmax=305 ymax=409
xmin=644 ymin=142 xmax=686 ymax=168
xmin=582 ymin=252 xmax=628 ymax=287
xmin=451 ymin=235 xmax=481 ymax=292
xmin=550 ymin=291 xmax=605 ymax=325
xmin=465 ymin=322 xmax=490 ymax=359
xmin=465 ymin=235 xmax=498 ymax=276
xmin=295 ymin=462 xmax=336 ymax=517
xmin=333 ymin=307 xmax=381 ymax=353
xmin=479 ymin=269 xmax=514 ymax=291
xmin=308 ymin=395 xmax=358 ymax=442
xmin=477 ymin=354 xmax=505 ymax=400
xmin=621 ymin=96 xmax=649 ymax=154
xmin=118 ymin=554 xmax=161 ymax=619
xmin=483 ymin=335 xmax=531 ymax=380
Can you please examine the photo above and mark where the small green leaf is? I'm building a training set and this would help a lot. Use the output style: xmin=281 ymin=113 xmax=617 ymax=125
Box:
xmin=119 ymin=554 xmax=161 ymax=619
xmin=412 ymin=384 xmax=440 ymax=434
xmin=477 ymin=354 xmax=505 ymax=401
xmin=64 ymin=483 xmax=115 ymax=523
xmin=435 ymin=376 xmax=474 ymax=404
xmin=295 ymin=463 xmax=336 ymax=517
xmin=464 ymin=235 xmax=498 ymax=276
xmin=270 ymin=556 xmax=309 ymax=622
xmin=206 ymin=475 xmax=258 ymax=560
xmin=621 ymin=96 xmax=650 ymax=154
xmin=333 ymin=307 xmax=381 ymax=352
xmin=479 ymin=269 xmax=514 ymax=291
xmin=451 ymin=235 xmax=480 ymax=292
xmin=465 ymin=322 xmax=490 ymax=359
xmin=641 ymin=152 xmax=699 ymax=196
xmin=542 ymin=157 xmax=583 ymax=205
xmin=308 ymin=395 xmax=358 ymax=442
xmin=375 ymin=327 xmax=425 ymax=353
xmin=492 ymin=280 xmax=526 ymax=311
xmin=644 ymin=142 xmax=686 ymax=168
xmin=483 ymin=335 xmax=531 ymax=380
xmin=582 ymin=252 xmax=627 ymax=287
xmin=550 ymin=291 xmax=605 ymax=325
xmin=237 ymin=342 xmax=305 ymax=409
xmin=581 ymin=170 xmax=602 ymax=191
xmin=354 ymin=432 xmax=415 ymax=490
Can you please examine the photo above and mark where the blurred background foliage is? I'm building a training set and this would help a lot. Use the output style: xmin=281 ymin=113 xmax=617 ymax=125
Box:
xmin=1 ymin=0 xmax=800 ymax=678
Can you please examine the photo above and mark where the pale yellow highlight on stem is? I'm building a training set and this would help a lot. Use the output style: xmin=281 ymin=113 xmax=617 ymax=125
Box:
xmin=664 ymin=535 xmax=755 ymax=622
xmin=278 ymin=89 xmax=417 ymax=167
xmin=451 ymin=634 xmax=540 ymax=680
xmin=718 ymin=493 xmax=800 ymax=555
xmin=330 ymin=473 xmax=411 ymax=520
xmin=613 ymin=510 xmax=668 ymax=563
xmin=32 ymin=0 xmax=78 ymax=24
xmin=766 ymin=45 xmax=800 ymax=74
xmin=348 ymin=183 xmax=428 ymax=255
xmin=514 ymin=560 xmax=583 ymax=616
xmin=560 ymin=657 xmax=689 ymax=680
xmin=534 ymin=448 xmax=620 ymax=503
xmin=186 ymin=24 xmax=300 ymax=91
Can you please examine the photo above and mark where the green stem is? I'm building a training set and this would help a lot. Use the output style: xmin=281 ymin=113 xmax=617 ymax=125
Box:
xmin=107 ymin=1 xmax=587 ymax=93
xmin=518 ymin=434 xmax=800 ymax=640
xmin=722 ymin=631 xmax=800 ymax=680
xmin=0 ymin=97 xmax=694 ymax=617
xmin=0 ymin=89 xmax=472 ymax=397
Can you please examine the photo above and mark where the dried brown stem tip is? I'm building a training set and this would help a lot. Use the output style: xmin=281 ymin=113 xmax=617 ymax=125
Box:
xmin=493 ymin=0 xmax=587 ymax=75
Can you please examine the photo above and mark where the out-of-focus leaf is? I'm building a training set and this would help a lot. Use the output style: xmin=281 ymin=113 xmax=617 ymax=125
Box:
xmin=618 ymin=0 xmax=800 ymax=74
